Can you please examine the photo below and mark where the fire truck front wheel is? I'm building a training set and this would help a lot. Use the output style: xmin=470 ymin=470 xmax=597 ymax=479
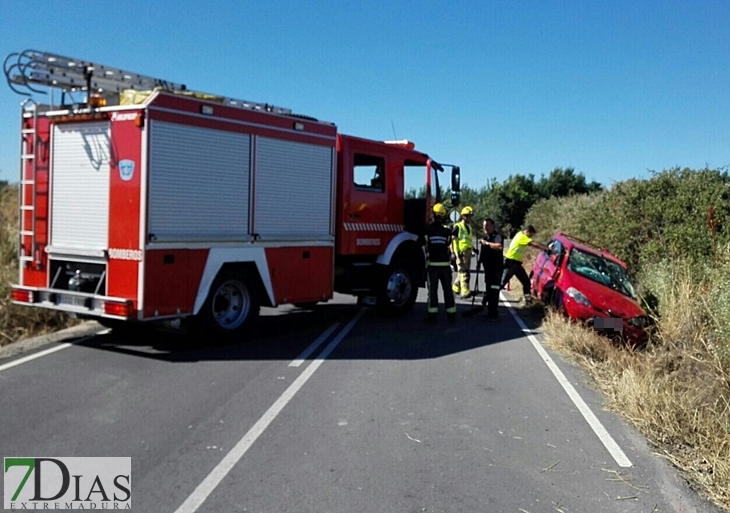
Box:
xmin=376 ymin=260 xmax=418 ymax=317
xmin=197 ymin=272 xmax=260 ymax=339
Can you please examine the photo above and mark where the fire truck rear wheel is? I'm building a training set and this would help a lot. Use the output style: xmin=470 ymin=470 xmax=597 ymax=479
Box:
xmin=376 ymin=260 xmax=418 ymax=317
xmin=199 ymin=272 xmax=260 ymax=339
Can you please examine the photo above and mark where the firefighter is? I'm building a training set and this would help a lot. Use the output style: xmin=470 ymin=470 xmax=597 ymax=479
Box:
xmin=478 ymin=218 xmax=504 ymax=320
xmin=451 ymin=205 xmax=476 ymax=299
xmin=424 ymin=203 xmax=457 ymax=323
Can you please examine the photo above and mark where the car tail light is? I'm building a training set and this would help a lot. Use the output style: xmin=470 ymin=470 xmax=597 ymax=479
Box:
xmin=104 ymin=300 xmax=133 ymax=318
xmin=10 ymin=288 xmax=34 ymax=303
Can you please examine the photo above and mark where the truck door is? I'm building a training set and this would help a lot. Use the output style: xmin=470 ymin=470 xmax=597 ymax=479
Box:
xmin=338 ymin=138 xmax=390 ymax=255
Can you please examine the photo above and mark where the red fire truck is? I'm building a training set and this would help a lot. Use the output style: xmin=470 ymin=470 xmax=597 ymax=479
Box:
xmin=4 ymin=50 xmax=461 ymax=338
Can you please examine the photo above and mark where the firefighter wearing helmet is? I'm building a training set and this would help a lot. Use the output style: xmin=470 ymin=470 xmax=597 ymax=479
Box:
xmin=451 ymin=205 xmax=476 ymax=298
xmin=423 ymin=203 xmax=457 ymax=323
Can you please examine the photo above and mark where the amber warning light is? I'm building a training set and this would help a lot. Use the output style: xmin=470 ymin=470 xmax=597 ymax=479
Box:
xmin=89 ymin=93 xmax=107 ymax=108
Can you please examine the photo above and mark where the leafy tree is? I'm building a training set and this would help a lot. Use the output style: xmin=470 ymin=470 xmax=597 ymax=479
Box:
xmin=524 ymin=166 xmax=730 ymax=273
xmin=457 ymin=168 xmax=602 ymax=236
xmin=406 ymin=167 xmax=602 ymax=237
xmin=488 ymin=174 xmax=539 ymax=236
xmin=536 ymin=167 xmax=602 ymax=198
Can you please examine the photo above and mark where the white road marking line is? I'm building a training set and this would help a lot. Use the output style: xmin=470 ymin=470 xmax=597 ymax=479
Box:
xmin=0 ymin=343 xmax=73 ymax=373
xmin=500 ymin=293 xmax=633 ymax=468
xmin=174 ymin=307 xmax=367 ymax=513
xmin=289 ymin=322 xmax=341 ymax=367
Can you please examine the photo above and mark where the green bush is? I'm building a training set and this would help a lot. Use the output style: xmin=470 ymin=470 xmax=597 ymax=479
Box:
xmin=524 ymin=192 xmax=606 ymax=245
xmin=700 ymin=244 xmax=730 ymax=366
xmin=0 ymin=184 xmax=18 ymax=266
xmin=526 ymin=167 xmax=730 ymax=273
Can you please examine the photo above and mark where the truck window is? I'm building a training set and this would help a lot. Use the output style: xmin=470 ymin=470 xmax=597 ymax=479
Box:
xmin=354 ymin=153 xmax=385 ymax=192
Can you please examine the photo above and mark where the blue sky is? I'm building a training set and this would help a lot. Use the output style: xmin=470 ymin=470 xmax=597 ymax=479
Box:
xmin=1 ymin=0 xmax=729 ymax=190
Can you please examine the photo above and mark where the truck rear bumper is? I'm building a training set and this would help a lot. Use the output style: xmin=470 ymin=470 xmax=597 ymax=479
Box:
xmin=10 ymin=285 xmax=135 ymax=320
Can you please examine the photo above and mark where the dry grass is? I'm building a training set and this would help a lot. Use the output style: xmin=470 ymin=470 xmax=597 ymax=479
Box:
xmin=0 ymin=184 xmax=76 ymax=346
xmin=540 ymin=300 xmax=730 ymax=510
xmin=512 ymin=241 xmax=730 ymax=510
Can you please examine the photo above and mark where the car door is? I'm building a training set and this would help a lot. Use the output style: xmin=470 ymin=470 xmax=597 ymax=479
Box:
xmin=534 ymin=239 xmax=564 ymax=299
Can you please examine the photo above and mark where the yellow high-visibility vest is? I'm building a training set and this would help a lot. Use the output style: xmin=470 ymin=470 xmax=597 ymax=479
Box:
xmin=505 ymin=230 xmax=532 ymax=261
xmin=452 ymin=221 xmax=473 ymax=253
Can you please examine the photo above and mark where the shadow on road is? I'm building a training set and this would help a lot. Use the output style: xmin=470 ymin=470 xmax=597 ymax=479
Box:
xmin=74 ymin=294 xmax=549 ymax=364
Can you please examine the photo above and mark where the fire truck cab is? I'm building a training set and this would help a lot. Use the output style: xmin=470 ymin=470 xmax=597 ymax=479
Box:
xmin=5 ymin=50 xmax=461 ymax=339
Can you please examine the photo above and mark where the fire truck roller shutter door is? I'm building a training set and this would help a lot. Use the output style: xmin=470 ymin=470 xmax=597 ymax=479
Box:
xmin=148 ymin=120 xmax=251 ymax=242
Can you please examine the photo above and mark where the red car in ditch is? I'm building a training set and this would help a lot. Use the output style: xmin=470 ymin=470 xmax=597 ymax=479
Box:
xmin=530 ymin=232 xmax=650 ymax=343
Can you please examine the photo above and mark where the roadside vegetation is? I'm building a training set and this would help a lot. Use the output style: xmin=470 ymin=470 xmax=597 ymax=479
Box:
xmin=0 ymin=181 xmax=75 ymax=346
xmin=523 ymin=167 xmax=730 ymax=511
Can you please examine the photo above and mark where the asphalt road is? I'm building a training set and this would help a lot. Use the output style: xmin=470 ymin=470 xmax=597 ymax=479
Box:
xmin=0 ymin=290 xmax=723 ymax=513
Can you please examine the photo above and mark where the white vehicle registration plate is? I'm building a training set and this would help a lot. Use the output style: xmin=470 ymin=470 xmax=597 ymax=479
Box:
xmin=57 ymin=294 xmax=88 ymax=307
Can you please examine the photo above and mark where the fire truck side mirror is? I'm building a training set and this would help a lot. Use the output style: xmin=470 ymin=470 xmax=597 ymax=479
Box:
xmin=451 ymin=166 xmax=460 ymax=192
xmin=451 ymin=166 xmax=460 ymax=206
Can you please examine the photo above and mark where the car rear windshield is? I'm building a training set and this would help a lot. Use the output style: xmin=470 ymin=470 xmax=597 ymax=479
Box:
xmin=566 ymin=248 xmax=636 ymax=299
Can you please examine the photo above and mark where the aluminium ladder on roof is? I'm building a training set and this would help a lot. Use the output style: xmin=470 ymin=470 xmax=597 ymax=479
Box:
xmin=4 ymin=49 xmax=294 ymax=115
xmin=18 ymin=98 xmax=39 ymax=269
